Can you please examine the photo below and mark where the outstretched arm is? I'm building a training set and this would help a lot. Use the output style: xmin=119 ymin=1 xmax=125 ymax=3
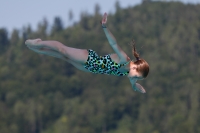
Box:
xmin=129 ymin=78 xmax=146 ymax=93
xmin=101 ymin=13 xmax=130 ymax=62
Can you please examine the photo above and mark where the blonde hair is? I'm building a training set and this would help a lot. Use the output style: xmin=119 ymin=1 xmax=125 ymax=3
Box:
xmin=129 ymin=40 xmax=149 ymax=78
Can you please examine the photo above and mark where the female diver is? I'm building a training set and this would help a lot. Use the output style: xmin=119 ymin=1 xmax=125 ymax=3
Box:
xmin=25 ymin=13 xmax=149 ymax=93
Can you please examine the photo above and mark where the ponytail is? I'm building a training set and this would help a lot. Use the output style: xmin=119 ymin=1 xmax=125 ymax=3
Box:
xmin=130 ymin=40 xmax=140 ymax=61
xmin=129 ymin=39 xmax=149 ymax=78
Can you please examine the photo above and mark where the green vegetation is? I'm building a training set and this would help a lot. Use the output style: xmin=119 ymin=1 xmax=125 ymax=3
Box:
xmin=0 ymin=1 xmax=200 ymax=133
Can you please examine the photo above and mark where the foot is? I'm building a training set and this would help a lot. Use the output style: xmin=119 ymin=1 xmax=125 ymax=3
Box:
xmin=25 ymin=38 xmax=42 ymax=46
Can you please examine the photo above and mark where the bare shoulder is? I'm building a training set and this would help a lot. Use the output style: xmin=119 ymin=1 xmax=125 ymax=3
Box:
xmin=110 ymin=54 xmax=130 ymax=64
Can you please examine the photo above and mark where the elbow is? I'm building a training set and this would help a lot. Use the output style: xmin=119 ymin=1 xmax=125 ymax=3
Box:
xmin=107 ymin=38 xmax=117 ymax=45
xmin=109 ymin=41 xmax=117 ymax=46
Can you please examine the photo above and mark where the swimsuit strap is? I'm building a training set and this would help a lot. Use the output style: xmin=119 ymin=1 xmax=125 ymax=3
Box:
xmin=108 ymin=54 xmax=130 ymax=67
xmin=120 ymin=60 xmax=131 ymax=67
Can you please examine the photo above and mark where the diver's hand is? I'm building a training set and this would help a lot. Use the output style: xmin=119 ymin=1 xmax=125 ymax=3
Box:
xmin=133 ymin=83 xmax=146 ymax=93
xmin=101 ymin=12 xmax=107 ymax=25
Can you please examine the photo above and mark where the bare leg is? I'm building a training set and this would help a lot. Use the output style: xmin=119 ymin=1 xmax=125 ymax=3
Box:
xmin=25 ymin=39 xmax=89 ymax=64
xmin=27 ymin=44 xmax=90 ymax=72
xmin=27 ymin=45 xmax=68 ymax=60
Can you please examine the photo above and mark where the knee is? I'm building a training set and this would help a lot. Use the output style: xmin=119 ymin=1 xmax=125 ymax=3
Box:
xmin=54 ymin=41 xmax=66 ymax=54
xmin=58 ymin=47 xmax=66 ymax=55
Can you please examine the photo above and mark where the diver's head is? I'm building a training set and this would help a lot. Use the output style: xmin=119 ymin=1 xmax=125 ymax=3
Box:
xmin=128 ymin=40 xmax=149 ymax=79
xmin=128 ymin=59 xmax=149 ymax=79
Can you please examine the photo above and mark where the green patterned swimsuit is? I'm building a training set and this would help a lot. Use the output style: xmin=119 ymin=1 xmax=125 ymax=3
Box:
xmin=84 ymin=49 xmax=129 ymax=76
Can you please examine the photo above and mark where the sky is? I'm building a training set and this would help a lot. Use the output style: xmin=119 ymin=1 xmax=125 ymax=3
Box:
xmin=0 ymin=0 xmax=200 ymax=33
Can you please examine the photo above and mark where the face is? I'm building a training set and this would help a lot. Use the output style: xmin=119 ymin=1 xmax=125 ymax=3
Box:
xmin=128 ymin=62 xmax=144 ymax=80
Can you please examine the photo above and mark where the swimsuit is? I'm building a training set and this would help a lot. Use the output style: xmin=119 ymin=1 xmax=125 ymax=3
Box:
xmin=84 ymin=49 xmax=129 ymax=76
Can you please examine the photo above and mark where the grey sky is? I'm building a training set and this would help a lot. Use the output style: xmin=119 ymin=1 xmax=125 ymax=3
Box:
xmin=0 ymin=0 xmax=199 ymax=33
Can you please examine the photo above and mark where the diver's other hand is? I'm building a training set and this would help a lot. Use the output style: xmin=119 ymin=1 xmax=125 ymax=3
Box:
xmin=101 ymin=12 xmax=107 ymax=25
xmin=133 ymin=83 xmax=146 ymax=93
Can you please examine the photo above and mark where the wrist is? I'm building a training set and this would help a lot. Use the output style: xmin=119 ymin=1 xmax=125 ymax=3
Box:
xmin=102 ymin=24 xmax=107 ymax=28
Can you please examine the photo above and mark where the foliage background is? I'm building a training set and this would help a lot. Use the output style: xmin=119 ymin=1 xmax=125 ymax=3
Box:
xmin=0 ymin=1 xmax=200 ymax=133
